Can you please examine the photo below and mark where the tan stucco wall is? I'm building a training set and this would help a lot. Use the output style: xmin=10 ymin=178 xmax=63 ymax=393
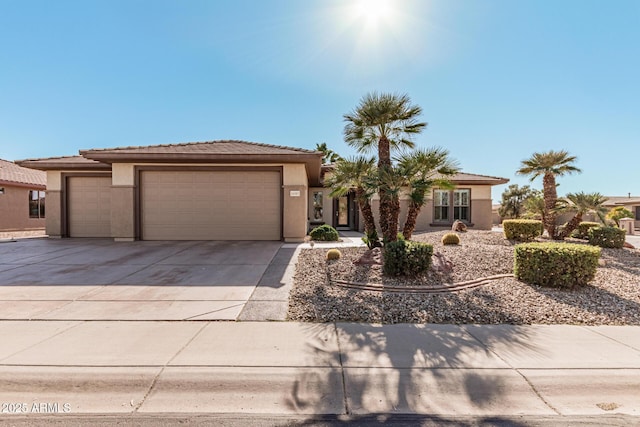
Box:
xmin=45 ymin=190 xmax=62 ymax=238
xmin=110 ymin=186 xmax=135 ymax=240
xmin=0 ymin=185 xmax=46 ymax=232
xmin=353 ymin=185 xmax=496 ymax=232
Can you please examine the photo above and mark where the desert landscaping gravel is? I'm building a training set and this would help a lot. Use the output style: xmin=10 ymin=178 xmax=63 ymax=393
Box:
xmin=287 ymin=230 xmax=640 ymax=324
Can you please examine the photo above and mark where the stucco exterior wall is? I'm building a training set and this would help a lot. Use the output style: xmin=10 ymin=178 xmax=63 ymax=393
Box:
xmin=358 ymin=185 xmax=497 ymax=232
xmin=0 ymin=184 xmax=46 ymax=232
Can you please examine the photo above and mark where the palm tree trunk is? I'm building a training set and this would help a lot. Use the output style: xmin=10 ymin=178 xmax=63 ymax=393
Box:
xmin=402 ymin=201 xmax=421 ymax=240
xmin=558 ymin=213 xmax=583 ymax=240
xmin=355 ymin=187 xmax=376 ymax=235
xmin=388 ymin=194 xmax=400 ymax=242
xmin=377 ymin=136 xmax=397 ymax=243
xmin=543 ymin=172 xmax=559 ymax=239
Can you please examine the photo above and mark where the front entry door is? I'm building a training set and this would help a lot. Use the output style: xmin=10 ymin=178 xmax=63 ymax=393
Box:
xmin=337 ymin=196 xmax=350 ymax=227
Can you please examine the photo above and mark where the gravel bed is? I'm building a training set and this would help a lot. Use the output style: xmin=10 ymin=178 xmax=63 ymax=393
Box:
xmin=287 ymin=230 xmax=640 ymax=325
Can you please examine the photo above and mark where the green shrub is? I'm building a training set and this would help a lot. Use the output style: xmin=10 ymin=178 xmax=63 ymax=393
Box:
xmin=383 ymin=240 xmax=433 ymax=276
xmin=309 ymin=224 xmax=339 ymax=241
xmin=588 ymin=226 xmax=626 ymax=249
xmin=514 ymin=242 xmax=601 ymax=288
xmin=570 ymin=222 xmax=601 ymax=240
xmin=441 ymin=233 xmax=460 ymax=245
xmin=326 ymin=248 xmax=341 ymax=260
xmin=503 ymin=219 xmax=543 ymax=241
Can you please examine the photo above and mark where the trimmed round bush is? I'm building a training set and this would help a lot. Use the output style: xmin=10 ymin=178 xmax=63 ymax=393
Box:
xmin=503 ymin=219 xmax=543 ymax=241
xmin=441 ymin=233 xmax=460 ymax=245
xmin=383 ymin=240 xmax=433 ymax=276
xmin=326 ymin=248 xmax=341 ymax=260
xmin=514 ymin=242 xmax=601 ymax=288
xmin=570 ymin=222 xmax=601 ymax=240
xmin=588 ymin=226 xmax=626 ymax=249
xmin=309 ymin=224 xmax=339 ymax=241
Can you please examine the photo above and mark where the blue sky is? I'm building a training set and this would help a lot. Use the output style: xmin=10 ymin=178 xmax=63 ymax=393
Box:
xmin=1 ymin=0 xmax=638 ymax=199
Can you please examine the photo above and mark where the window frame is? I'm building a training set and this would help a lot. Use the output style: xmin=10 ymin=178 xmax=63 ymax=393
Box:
xmin=433 ymin=188 xmax=471 ymax=224
xmin=29 ymin=190 xmax=46 ymax=219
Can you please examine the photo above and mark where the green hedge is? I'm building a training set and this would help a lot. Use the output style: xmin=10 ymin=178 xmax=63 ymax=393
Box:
xmin=383 ymin=240 xmax=433 ymax=276
xmin=588 ymin=226 xmax=626 ymax=249
xmin=309 ymin=224 xmax=339 ymax=241
xmin=570 ymin=222 xmax=601 ymax=240
xmin=514 ymin=242 xmax=601 ymax=288
xmin=503 ymin=219 xmax=543 ymax=241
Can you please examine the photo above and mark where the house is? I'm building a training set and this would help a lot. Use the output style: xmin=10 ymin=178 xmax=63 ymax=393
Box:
xmin=604 ymin=196 xmax=640 ymax=229
xmin=0 ymin=159 xmax=46 ymax=233
xmin=18 ymin=140 xmax=507 ymax=241
xmin=310 ymin=166 xmax=508 ymax=232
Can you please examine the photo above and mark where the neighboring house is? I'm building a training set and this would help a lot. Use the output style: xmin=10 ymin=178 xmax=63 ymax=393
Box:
xmin=604 ymin=196 xmax=640 ymax=229
xmin=0 ymin=159 xmax=46 ymax=233
xmin=311 ymin=167 xmax=508 ymax=232
xmin=18 ymin=140 xmax=507 ymax=241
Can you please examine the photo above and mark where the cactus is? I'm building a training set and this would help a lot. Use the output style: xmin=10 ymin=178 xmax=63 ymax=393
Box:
xmin=326 ymin=249 xmax=342 ymax=260
xmin=441 ymin=233 xmax=460 ymax=245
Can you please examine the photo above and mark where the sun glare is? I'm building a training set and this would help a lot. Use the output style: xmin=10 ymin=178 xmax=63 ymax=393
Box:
xmin=354 ymin=0 xmax=393 ymax=27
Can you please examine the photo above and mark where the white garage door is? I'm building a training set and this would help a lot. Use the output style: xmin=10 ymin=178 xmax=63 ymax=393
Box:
xmin=141 ymin=170 xmax=281 ymax=240
xmin=67 ymin=176 xmax=112 ymax=237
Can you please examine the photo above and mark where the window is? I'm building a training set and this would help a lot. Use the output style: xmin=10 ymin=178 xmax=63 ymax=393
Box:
xmin=312 ymin=191 xmax=323 ymax=220
xmin=0 ymin=187 xmax=4 ymax=194
xmin=453 ymin=189 xmax=470 ymax=222
xmin=29 ymin=190 xmax=45 ymax=218
xmin=434 ymin=189 xmax=470 ymax=222
xmin=434 ymin=190 xmax=449 ymax=221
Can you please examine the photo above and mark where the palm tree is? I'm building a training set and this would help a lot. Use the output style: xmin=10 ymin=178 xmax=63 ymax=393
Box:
xmin=516 ymin=150 xmax=581 ymax=239
xmin=315 ymin=142 xmax=342 ymax=164
xmin=557 ymin=192 xmax=608 ymax=239
xmin=343 ymin=92 xmax=426 ymax=242
xmin=395 ymin=148 xmax=459 ymax=239
xmin=325 ymin=156 xmax=377 ymax=237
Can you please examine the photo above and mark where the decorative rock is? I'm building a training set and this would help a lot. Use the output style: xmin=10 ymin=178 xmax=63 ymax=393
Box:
xmin=354 ymin=247 xmax=383 ymax=265
xmin=452 ymin=220 xmax=468 ymax=232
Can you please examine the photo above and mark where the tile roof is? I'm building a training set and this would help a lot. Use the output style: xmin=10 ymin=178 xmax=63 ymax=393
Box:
xmin=0 ymin=159 xmax=46 ymax=187
xmin=15 ymin=155 xmax=110 ymax=171
xmin=447 ymin=172 xmax=509 ymax=184
xmin=81 ymin=140 xmax=320 ymax=156
xmin=604 ymin=196 xmax=640 ymax=206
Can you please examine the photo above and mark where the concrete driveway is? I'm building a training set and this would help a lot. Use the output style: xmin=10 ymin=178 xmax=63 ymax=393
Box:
xmin=0 ymin=238 xmax=297 ymax=321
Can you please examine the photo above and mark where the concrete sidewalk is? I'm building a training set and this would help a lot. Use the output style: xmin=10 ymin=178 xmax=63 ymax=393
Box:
xmin=0 ymin=321 xmax=639 ymax=419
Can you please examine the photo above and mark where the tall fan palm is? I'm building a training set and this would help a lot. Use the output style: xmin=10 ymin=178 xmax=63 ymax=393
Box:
xmin=557 ymin=192 xmax=608 ymax=239
xmin=516 ymin=150 xmax=581 ymax=239
xmin=325 ymin=156 xmax=377 ymax=237
xmin=343 ymin=92 xmax=426 ymax=242
xmin=395 ymin=148 xmax=460 ymax=240
xmin=315 ymin=142 xmax=342 ymax=164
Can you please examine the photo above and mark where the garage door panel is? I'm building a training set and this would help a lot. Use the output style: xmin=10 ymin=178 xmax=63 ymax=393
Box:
xmin=141 ymin=170 xmax=281 ymax=241
xmin=67 ymin=176 xmax=112 ymax=238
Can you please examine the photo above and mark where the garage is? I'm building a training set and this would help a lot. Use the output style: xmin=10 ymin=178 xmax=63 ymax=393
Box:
xmin=140 ymin=169 xmax=281 ymax=240
xmin=67 ymin=176 xmax=112 ymax=237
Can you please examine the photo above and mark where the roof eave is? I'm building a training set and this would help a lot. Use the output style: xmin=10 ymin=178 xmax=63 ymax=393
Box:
xmin=452 ymin=178 xmax=510 ymax=186
xmin=80 ymin=152 xmax=324 ymax=186
xmin=15 ymin=160 xmax=112 ymax=171
xmin=0 ymin=179 xmax=46 ymax=190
